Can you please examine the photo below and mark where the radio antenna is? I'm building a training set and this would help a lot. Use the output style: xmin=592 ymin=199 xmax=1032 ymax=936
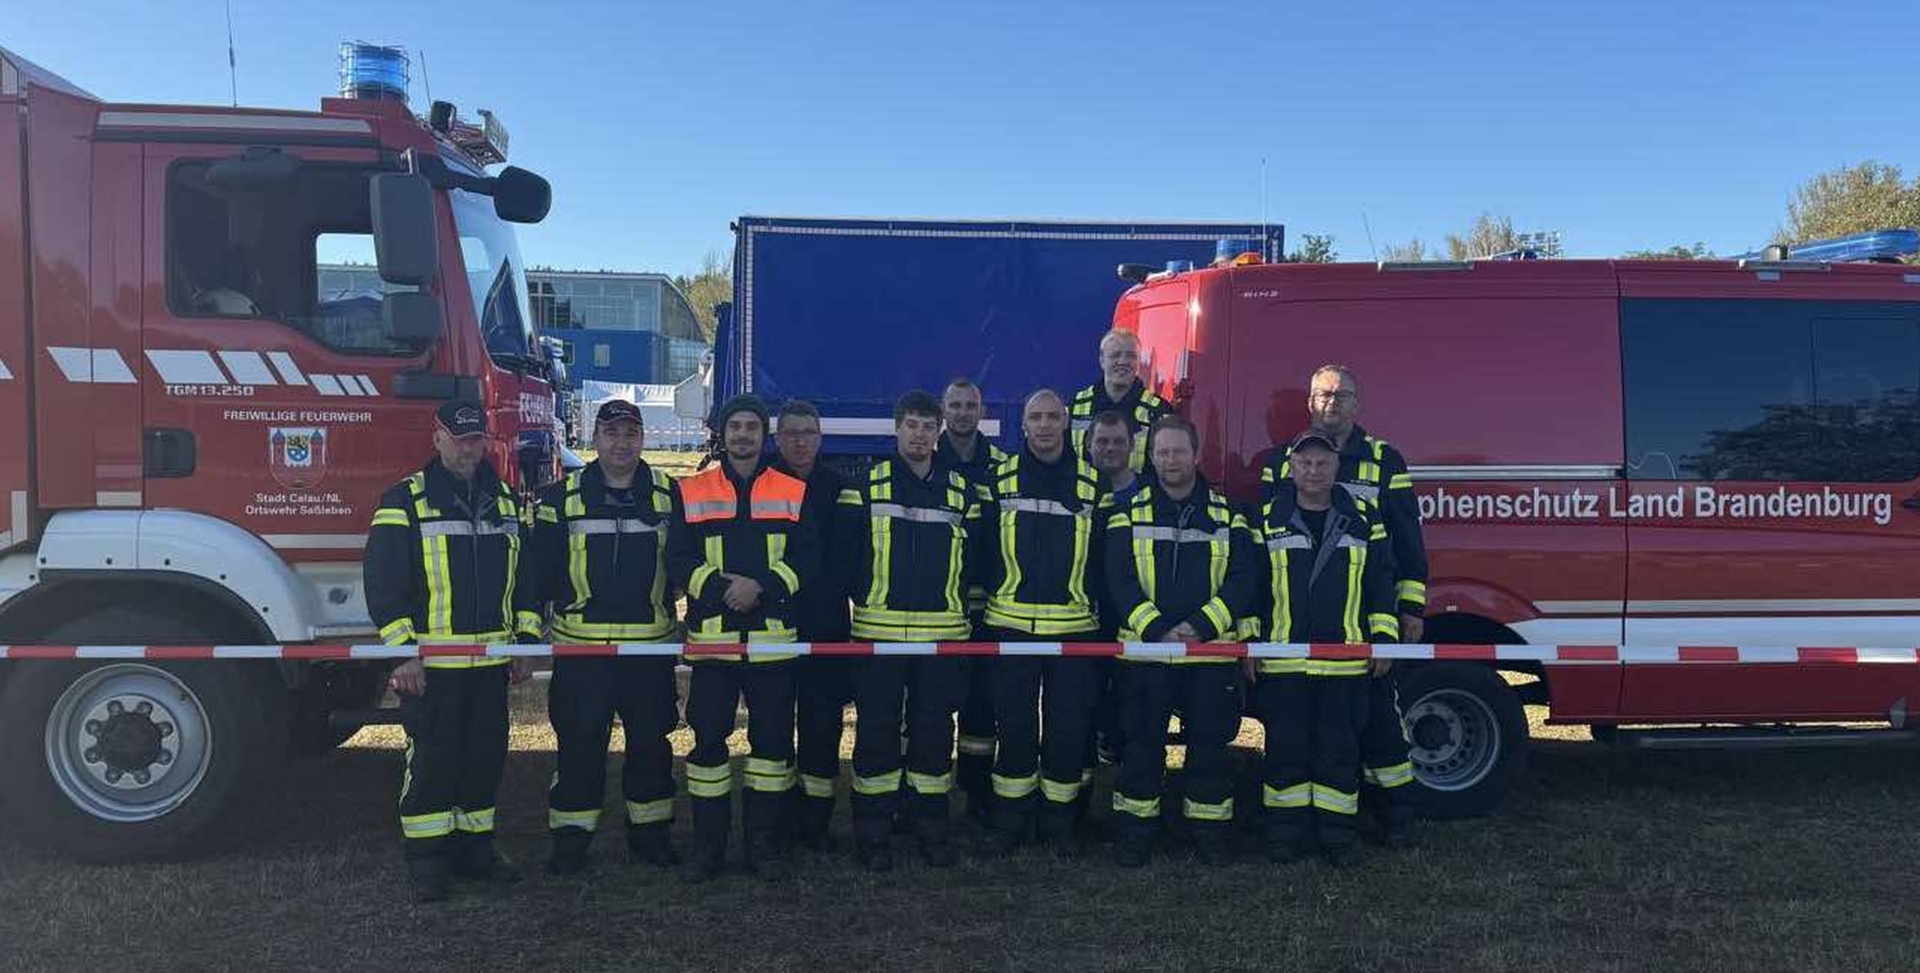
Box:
xmin=224 ymin=0 xmax=239 ymax=106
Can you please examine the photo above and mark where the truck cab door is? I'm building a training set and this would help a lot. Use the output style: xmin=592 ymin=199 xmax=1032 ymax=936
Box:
xmin=139 ymin=145 xmax=446 ymax=582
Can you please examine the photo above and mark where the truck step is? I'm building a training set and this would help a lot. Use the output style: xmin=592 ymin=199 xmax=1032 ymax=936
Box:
xmin=1608 ymin=725 xmax=1920 ymax=751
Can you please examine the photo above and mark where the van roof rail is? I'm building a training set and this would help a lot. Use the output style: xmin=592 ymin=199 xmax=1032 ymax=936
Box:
xmin=1377 ymin=261 xmax=1473 ymax=272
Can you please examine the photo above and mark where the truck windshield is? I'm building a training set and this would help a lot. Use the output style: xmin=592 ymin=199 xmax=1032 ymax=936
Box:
xmin=450 ymin=185 xmax=538 ymax=370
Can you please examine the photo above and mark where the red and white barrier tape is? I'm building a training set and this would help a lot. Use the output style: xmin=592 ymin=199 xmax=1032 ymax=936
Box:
xmin=0 ymin=643 xmax=1916 ymax=664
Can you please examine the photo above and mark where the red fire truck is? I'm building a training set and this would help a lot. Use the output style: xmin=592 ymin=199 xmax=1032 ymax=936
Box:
xmin=1119 ymin=247 xmax=1920 ymax=816
xmin=0 ymin=45 xmax=557 ymax=859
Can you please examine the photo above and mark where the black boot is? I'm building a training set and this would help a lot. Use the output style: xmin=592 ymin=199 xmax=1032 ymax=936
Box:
xmin=680 ymin=839 xmax=726 ymax=884
xmin=1039 ymin=803 xmax=1082 ymax=859
xmin=856 ymin=838 xmax=894 ymax=873
xmin=795 ymin=797 xmax=837 ymax=853
xmin=548 ymin=829 xmax=592 ymax=876
xmin=1265 ymin=823 xmax=1309 ymax=865
xmin=1113 ymin=831 xmax=1151 ymax=868
xmin=1323 ymin=841 xmax=1362 ymax=869
xmin=627 ymin=823 xmax=680 ymax=868
xmin=1191 ymin=823 xmax=1233 ymax=867
xmin=451 ymin=835 xmax=523 ymax=884
xmin=744 ymin=830 xmax=789 ymax=882
xmin=407 ymin=856 xmax=451 ymax=903
xmin=916 ymin=819 xmax=956 ymax=868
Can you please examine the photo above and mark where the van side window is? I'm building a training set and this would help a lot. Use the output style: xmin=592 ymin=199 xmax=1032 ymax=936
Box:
xmin=1624 ymin=299 xmax=1920 ymax=482
xmin=166 ymin=161 xmax=414 ymax=356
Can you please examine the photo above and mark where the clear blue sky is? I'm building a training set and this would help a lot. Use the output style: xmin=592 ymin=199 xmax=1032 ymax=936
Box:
xmin=12 ymin=2 xmax=1918 ymax=274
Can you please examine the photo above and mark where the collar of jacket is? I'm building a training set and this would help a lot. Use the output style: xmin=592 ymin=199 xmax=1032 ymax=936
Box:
xmin=1335 ymin=423 xmax=1375 ymax=460
xmin=423 ymin=457 xmax=502 ymax=515
xmin=1145 ymin=474 xmax=1216 ymax=511
xmin=580 ymin=458 xmax=652 ymax=508
xmin=1267 ymin=480 xmax=1367 ymax=529
xmin=1090 ymin=378 xmax=1147 ymax=411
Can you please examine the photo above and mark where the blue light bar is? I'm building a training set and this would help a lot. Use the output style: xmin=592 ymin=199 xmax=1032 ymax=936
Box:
xmin=1736 ymin=229 xmax=1919 ymax=264
xmin=339 ymin=42 xmax=409 ymax=103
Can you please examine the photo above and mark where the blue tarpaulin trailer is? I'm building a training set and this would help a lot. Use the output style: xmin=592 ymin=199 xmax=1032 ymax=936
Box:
xmin=714 ymin=216 xmax=1282 ymax=455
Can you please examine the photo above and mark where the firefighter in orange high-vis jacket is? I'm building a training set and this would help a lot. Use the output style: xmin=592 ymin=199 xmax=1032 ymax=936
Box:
xmin=364 ymin=401 xmax=537 ymax=903
xmin=667 ymin=394 xmax=819 ymax=883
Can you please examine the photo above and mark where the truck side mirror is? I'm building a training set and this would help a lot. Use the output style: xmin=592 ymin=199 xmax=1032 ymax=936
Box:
xmin=382 ymin=291 xmax=443 ymax=345
xmin=371 ymin=173 xmax=440 ymax=286
xmin=558 ymin=340 xmax=575 ymax=365
xmin=491 ymin=166 xmax=552 ymax=224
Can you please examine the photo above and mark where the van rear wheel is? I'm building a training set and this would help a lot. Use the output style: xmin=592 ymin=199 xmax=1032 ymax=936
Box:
xmin=1398 ymin=662 xmax=1529 ymax=819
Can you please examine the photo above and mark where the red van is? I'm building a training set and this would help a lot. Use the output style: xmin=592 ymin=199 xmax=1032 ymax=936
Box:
xmin=1116 ymin=253 xmax=1920 ymax=815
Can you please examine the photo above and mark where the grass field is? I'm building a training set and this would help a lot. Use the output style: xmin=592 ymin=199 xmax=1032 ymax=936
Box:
xmin=4 ymin=682 xmax=1918 ymax=973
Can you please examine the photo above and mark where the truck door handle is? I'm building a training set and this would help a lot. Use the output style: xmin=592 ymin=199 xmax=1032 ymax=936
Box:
xmin=1903 ymin=496 xmax=1920 ymax=511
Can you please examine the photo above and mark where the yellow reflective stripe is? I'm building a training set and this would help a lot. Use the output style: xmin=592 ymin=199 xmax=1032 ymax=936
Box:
xmin=1111 ymin=792 xmax=1161 ymax=820
xmin=568 ymin=515 xmax=593 ymax=609
xmin=686 ymin=764 xmax=733 ymax=798
xmin=548 ymin=807 xmax=601 ymax=832
xmin=515 ymin=610 xmax=545 ymax=637
xmin=801 ymin=774 xmax=837 ymax=799
xmin=1270 ymin=548 xmax=1293 ymax=642
xmin=380 ymin=618 xmax=416 ymax=646
xmin=956 ymin=735 xmax=995 ymax=756
xmin=850 ymin=608 xmax=970 ymax=641
xmin=1183 ymin=796 xmax=1234 ymax=821
xmin=1124 ymin=602 xmax=1161 ymax=638
xmin=1364 ymin=762 xmax=1416 ymax=789
xmin=1388 ymin=472 xmax=1413 ymax=491
xmin=401 ymin=811 xmax=455 ymax=838
xmin=995 ymin=505 xmax=1019 ymax=603
xmin=1040 ymin=776 xmax=1082 ymax=804
xmin=1067 ymin=504 xmax=1091 ymax=607
xmin=991 ymin=772 xmax=1039 ymax=799
xmin=907 ymin=770 xmax=953 ymax=795
xmin=1199 ymin=598 xmax=1234 ymax=638
xmin=553 ymin=616 xmax=677 ymax=641
xmin=625 ymin=798 xmax=674 ymax=825
xmin=1133 ymin=519 xmax=1157 ymax=604
xmin=945 ymin=511 xmax=965 ymax=615
xmin=980 ymin=606 xmax=1098 ymax=635
xmin=422 ymin=533 xmax=450 ymax=634
xmin=853 ymin=769 xmax=902 ymax=796
xmin=1398 ymin=579 xmax=1428 ymax=606
xmin=536 ymin=504 xmax=560 ymax=524
xmin=1258 ymin=659 xmax=1309 ymax=674
xmin=453 ymin=807 xmax=496 ymax=833
xmin=371 ymin=508 xmax=410 ymax=528
xmin=1312 ymin=785 xmax=1359 ymax=815
xmin=1305 ymin=659 xmax=1370 ymax=677
xmin=703 ymin=534 xmax=725 ymax=581
xmin=765 ymin=530 xmax=797 ymax=595
xmin=867 ymin=503 xmax=892 ymax=607
xmin=1369 ymin=613 xmax=1401 ymax=641
xmin=1343 ymin=547 xmax=1365 ymax=643
xmin=744 ymin=757 xmax=797 ymax=793
xmin=688 ymin=564 xmax=718 ymax=598
xmin=1263 ymin=782 xmax=1312 ymax=809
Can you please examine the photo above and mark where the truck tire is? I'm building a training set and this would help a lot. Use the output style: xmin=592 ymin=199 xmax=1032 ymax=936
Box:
xmin=1397 ymin=662 xmax=1529 ymax=819
xmin=0 ymin=608 xmax=284 ymax=862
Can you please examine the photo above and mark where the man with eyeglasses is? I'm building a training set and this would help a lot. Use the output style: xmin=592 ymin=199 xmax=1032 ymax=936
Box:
xmin=1262 ymin=363 xmax=1429 ymax=849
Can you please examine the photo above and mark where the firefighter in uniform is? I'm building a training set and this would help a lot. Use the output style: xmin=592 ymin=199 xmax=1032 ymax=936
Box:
xmin=936 ymin=377 xmax=1009 ymax=823
xmin=839 ymin=390 xmax=981 ymax=871
xmin=772 ymin=398 xmax=854 ymax=852
xmin=1086 ymin=410 xmax=1143 ymax=771
xmin=1255 ymin=430 xmax=1399 ymax=867
xmin=667 ymin=394 xmax=819 ymax=882
xmin=1105 ymin=415 xmax=1259 ymax=867
xmin=1069 ymin=329 xmax=1175 ymax=474
xmin=365 ymin=402 xmax=537 ymax=903
xmin=1264 ymin=364 xmax=1428 ymax=846
xmin=523 ymin=399 xmax=681 ymax=875
xmin=979 ymin=388 xmax=1113 ymax=856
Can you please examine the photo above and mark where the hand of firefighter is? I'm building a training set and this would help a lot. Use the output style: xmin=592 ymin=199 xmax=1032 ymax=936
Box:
xmin=1400 ymin=614 xmax=1425 ymax=644
xmin=388 ymin=659 xmax=426 ymax=697
xmin=1165 ymin=622 xmax=1199 ymax=644
xmin=509 ymin=657 xmax=534 ymax=686
xmin=1370 ymin=658 xmax=1394 ymax=676
xmin=723 ymin=574 xmax=764 ymax=612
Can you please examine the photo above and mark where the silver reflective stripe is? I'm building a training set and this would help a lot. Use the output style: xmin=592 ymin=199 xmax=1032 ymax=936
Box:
xmin=1002 ymin=497 xmax=1088 ymax=518
xmin=1131 ymin=525 xmax=1228 ymax=544
xmin=684 ymin=500 xmax=737 ymax=518
xmin=1339 ymin=482 xmax=1380 ymax=503
xmin=568 ymin=518 xmax=663 ymax=536
xmin=1069 ymin=419 xmax=1092 ymax=434
xmin=749 ymin=499 xmax=803 ymax=517
xmin=869 ymin=502 xmax=963 ymax=525
xmin=1337 ymin=534 xmax=1364 ymax=549
xmin=1266 ymin=534 xmax=1311 ymax=551
xmin=420 ymin=520 xmax=519 ymax=538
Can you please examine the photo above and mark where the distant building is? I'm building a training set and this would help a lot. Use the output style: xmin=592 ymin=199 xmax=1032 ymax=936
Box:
xmin=314 ymin=264 xmax=710 ymax=385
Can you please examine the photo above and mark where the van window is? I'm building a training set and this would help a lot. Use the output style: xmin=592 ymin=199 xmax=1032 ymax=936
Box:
xmin=1624 ymin=299 xmax=1920 ymax=482
xmin=166 ymin=162 xmax=414 ymax=356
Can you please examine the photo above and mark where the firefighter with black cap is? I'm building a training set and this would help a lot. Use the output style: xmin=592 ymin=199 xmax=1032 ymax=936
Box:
xmin=978 ymin=388 xmax=1113 ymax=857
xmin=1255 ymin=429 xmax=1399 ymax=868
xmin=1263 ymin=364 xmax=1428 ymax=846
xmin=1105 ymin=414 xmax=1260 ymax=867
xmin=838 ymin=389 xmax=981 ymax=871
xmin=365 ymin=401 xmax=537 ymax=903
xmin=668 ymin=393 xmax=819 ymax=882
xmin=524 ymin=398 xmax=681 ymax=876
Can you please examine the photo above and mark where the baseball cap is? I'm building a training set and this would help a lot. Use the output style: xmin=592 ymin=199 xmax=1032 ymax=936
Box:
xmin=596 ymin=399 xmax=643 ymax=427
xmin=435 ymin=401 xmax=488 ymax=438
xmin=1289 ymin=429 xmax=1340 ymax=454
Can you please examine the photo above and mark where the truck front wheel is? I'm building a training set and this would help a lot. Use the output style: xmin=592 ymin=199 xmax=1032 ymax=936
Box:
xmin=0 ymin=609 xmax=284 ymax=861
xmin=1397 ymin=662 xmax=1529 ymax=819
